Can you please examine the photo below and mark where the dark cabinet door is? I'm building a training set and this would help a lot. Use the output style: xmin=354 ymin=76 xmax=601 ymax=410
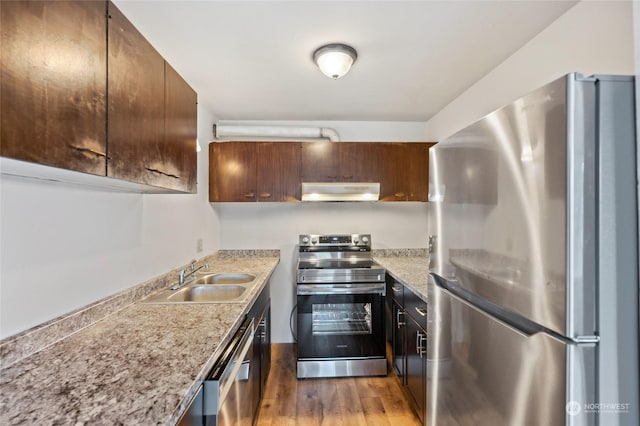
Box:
xmin=107 ymin=1 xmax=165 ymax=186
xmin=406 ymin=315 xmax=426 ymax=424
xmin=163 ymin=63 xmax=197 ymax=193
xmin=300 ymin=141 xmax=340 ymax=182
xmin=260 ymin=303 xmax=271 ymax=392
xmin=380 ymin=143 xmax=432 ymax=201
xmin=209 ymin=142 xmax=257 ymax=201
xmin=256 ymin=142 xmax=300 ymax=201
xmin=405 ymin=143 xmax=432 ymax=201
xmin=1 ymin=0 xmax=107 ymax=175
xmin=392 ymin=300 xmax=406 ymax=381
xmin=339 ymin=143 xmax=380 ymax=182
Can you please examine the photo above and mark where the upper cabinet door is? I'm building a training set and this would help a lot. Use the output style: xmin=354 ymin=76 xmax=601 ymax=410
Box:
xmin=339 ymin=143 xmax=381 ymax=182
xmin=163 ymin=63 xmax=197 ymax=193
xmin=107 ymin=1 xmax=165 ymax=186
xmin=380 ymin=143 xmax=432 ymax=201
xmin=300 ymin=141 xmax=339 ymax=182
xmin=1 ymin=1 xmax=107 ymax=175
xmin=209 ymin=142 xmax=257 ymax=202
xmin=256 ymin=142 xmax=300 ymax=202
xmin=405 ymin=143 xmax=432 ymax=201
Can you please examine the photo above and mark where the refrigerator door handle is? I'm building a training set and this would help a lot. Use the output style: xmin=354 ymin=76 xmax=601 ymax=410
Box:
xmin=431 ymin=272 xmax=547 ymax=338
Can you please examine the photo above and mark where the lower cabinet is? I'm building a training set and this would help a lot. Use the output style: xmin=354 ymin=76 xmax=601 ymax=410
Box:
xmin=392 ymin=300 xmax=405 ymax=379
xmin=248 ymin=281 xmax=272 ymax=419
xmin=389 ymin=278 xmax=427 ymax=425
xmin=406 ymin=315 xmax=427 ymax=425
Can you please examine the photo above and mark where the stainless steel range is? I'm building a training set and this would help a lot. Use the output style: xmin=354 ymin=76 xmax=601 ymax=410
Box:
xmin=296 ymin=234 xmax=387 ymax=379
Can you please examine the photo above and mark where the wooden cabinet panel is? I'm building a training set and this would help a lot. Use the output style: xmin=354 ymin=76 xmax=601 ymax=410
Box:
xmin=405 ymin=142 xmax=431 ymax=201
xmin=210 ymin=141 xmax=433 ymax=202
xmin=1 ymin=0 xmax=107 ymax=175
xmin=300 ymin=142 xmax=380 ymax=182
xmin=380 ymin=143 xmax=433 ymax=201
xmin=300 ymin=141 xmax=339 ymax=181
xmin=163 ymin=63 xmax=197 ymax=193
xmin=107 ymin=1 xmax=165 ymax=186
xmin=339 ymin=143 xmax=380 ymax=182
xmin=256 ymin=142 xmax=300 ymax=202
xmin=210 ymin=142 xmax=300 ymax=202
xmin=209 ymin=142 xmax=257 ymax=202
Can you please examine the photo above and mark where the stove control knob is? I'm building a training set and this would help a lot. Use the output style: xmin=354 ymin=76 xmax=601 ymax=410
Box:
xmin=311 ymin=237 xmax=318 ymax=244
xmin=353 ymin=237 xmax=359 ymax=244
xmin=361 ymin=236 xmax=369 ymax=244
xmin=301 ymin=236 xmax=310 ymax=244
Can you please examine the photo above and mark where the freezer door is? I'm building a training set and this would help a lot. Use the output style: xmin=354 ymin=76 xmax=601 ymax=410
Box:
xmin=428 ymin=73 xmax=600 ymax=338
xmin=427 ymin=275 xmax=597 ymax=426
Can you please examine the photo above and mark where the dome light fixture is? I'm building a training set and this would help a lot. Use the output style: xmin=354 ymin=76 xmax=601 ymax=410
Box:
xmin=313 ymin=43 xmax=358 ymax=80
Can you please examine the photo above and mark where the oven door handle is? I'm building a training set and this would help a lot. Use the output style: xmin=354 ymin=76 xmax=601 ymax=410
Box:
xmin=297 ymin=283 xmax=385 ymax=295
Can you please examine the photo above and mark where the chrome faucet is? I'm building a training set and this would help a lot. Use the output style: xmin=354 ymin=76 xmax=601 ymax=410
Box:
xmin=171 ymin=260 xmax=209 ymax=290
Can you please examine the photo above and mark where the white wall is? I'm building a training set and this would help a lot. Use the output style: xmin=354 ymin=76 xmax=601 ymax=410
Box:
xmin=424 ymin=0 xmax=636 ymax=141
xmin=0 ymin=104 xmax=221 ymax=339
xmin=214 ymin=120 xmax=429 ymax=343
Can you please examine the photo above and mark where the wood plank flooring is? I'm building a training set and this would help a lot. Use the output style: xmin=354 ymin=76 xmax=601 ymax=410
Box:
xmin=256 ymin=344 xmax=421 ymax=426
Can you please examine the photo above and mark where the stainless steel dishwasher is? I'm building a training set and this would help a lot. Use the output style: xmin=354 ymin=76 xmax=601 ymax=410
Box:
xmin=204 ymin=317 xmax=254 ymax=426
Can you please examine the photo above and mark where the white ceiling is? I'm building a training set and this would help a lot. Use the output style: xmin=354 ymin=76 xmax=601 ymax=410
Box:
xmin=113 ymin=0 xmax=577 ymax=122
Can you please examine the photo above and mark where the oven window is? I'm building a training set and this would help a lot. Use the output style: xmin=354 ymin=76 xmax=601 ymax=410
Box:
xmin=312 ymin=302 xmax=372 ymax=335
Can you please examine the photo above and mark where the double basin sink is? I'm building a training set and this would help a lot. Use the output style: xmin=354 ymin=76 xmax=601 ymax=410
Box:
xmin=143 ymin=273 xmax=257 ymax=304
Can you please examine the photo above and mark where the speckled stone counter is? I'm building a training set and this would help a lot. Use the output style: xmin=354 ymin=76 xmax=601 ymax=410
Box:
xmin=374 ymin=250 xmax=429 ymax=303
xmin=0 ymin=252 xmax=279 ymax=425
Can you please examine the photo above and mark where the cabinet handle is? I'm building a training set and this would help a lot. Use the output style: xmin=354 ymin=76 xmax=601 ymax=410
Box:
xmin=259 ymin=193 xmax=272 ymax=198
xmin=342 ymin=175 xmax=353 ymax=179
xmin=244 ymin=192 xmax=255 ymax=198
xmin=145 ymin=167 xmax=180 ymax=179
xmin=395 ymin=192 xmax=406 ymax=198
xmin=392 ymin=285 xmax=402 ymax=293
xmin=414 ymin=307 xmax=427 ymax=317
xmin=69 ymin=144 xmax=107 ymax=158
xmin=396 ymin=310 xmax=405 ymax=327
xmin=417 ymin=331 xmax=427 ymax=357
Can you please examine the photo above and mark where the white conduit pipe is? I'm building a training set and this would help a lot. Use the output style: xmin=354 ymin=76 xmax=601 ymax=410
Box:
xmin=214 ymin=124 xmax=340 ymax=142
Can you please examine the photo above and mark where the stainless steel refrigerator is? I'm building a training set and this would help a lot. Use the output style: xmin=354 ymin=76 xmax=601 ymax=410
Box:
xmin=427 ymin=73 xmax=638 ymax=425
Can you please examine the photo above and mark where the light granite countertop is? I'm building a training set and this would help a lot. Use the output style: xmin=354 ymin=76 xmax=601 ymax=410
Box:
xmin=0 ymin=254 xmax=279 ymax=425
xmin=374 ymin=252 xmax=430 ymax=303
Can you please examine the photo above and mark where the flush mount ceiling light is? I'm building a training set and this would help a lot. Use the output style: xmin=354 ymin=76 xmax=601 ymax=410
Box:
xmin=313 ymin=43 xmax=358 ymax=79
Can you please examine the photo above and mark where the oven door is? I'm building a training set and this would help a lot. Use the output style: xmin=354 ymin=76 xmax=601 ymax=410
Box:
xmin=296 ymin=284 xmax=385 ymax=360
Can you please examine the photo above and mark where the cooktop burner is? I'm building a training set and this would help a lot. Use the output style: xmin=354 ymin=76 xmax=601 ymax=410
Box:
xmin=297 ymin=234 xmax=384 ymax=284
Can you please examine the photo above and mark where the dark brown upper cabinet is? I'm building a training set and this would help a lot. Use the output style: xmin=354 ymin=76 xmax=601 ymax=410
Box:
xmin=256 ymin=142 xmax=301 ymax=202
xmin=380 ymin=143 xmax=434 ymax=201
xmin=209 ymin=142 xmax=257 ymax=202
xmin=300 ymin=141 xmax=339 ymax=182
xmin=339 ymin=143 xmax=381 ymax=182
xmin=107 ymin=2 xmax=165 ymax=187
xmin=209 ymin=142 xmax=301 ymax=202
xmin=0 ymin=0 xmax=108 ymax=175
xmin=1 ymin=1 xmax=197 ymax=193
xmin=210 ymin=141 xmax=434 ymax=203
xmin=300 ymin=142 xmax=380 ymax=182
xmin=162 ymin=63 xmax=197 ymax=193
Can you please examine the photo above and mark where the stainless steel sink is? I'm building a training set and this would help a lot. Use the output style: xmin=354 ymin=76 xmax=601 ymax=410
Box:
xmin=168 ymin=285 xmax=247 ymax=302
xmin=142 ymin=272 xmax=259 ymax=304
xmin=143 ymin=284 xmax=248 ymax=304
xmin=193 ymin=273 xmax=256 ymax=285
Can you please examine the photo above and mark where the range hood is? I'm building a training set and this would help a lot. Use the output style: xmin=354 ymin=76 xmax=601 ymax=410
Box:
xmin=301 ymin=182 xmax=380 ymax=202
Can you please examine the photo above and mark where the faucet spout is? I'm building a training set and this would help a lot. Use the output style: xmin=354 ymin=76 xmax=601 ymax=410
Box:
xmin=171 ymin=262 xmax=209 ymax=290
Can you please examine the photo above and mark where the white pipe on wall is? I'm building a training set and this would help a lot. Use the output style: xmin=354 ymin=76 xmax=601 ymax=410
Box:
xmin=214 ymin=124 xmax=340 ymax=142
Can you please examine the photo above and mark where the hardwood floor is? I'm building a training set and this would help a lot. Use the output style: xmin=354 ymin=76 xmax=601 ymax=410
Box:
xmin=256 ymin=344 xmax=421 ymax=426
